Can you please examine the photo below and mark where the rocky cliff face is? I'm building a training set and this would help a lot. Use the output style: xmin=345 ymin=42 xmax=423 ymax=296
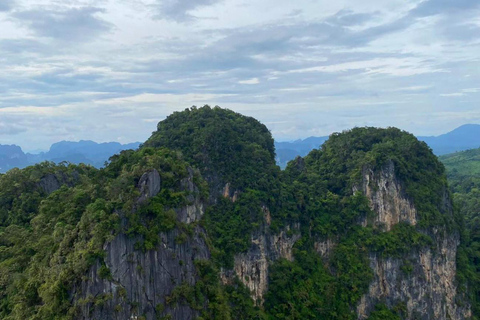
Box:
xmin=72 ymin=159 xmax=471 ymax=319
xmin=217 ymin=182 xmax=300 ymax=303
xmin=354 ymin=160 xmax=417 ymax=231
xmin=73 ymin=169 xmax=209 ymax=320
xmin=223 ymin=222 xmax=301 ymax=303
xmin=357 ymin=229 xmax=470 ymax=320
xmin=75 ymin=228 xmax=209 ymax=320
xmin=355 ymin=161 xmax=470 ymax=319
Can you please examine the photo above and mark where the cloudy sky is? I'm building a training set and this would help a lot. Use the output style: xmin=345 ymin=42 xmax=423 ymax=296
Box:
xmin=0 ymin=0 xmax=479 ymax=151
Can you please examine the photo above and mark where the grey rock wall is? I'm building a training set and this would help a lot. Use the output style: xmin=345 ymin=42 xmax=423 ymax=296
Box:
xmin=355 ymin=161 xmax=471 ymax=319
xmin=74 ymin=227 xmax=210 ymax=320
xmin=73 ymin=169 xmax=208 ymax=320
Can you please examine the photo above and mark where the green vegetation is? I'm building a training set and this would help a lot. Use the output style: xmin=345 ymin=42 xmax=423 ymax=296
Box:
xmin=297 ymin=127 xmax=452 ymax=228
xmin=204 ymin=191 xmax=264 ymax=268
xmin=441 ymin=148 xmax=480 ymax=177
xmin=0 ymin=148 xmax=210 ymax=319
xmin=261 ymin=127 xmax=450 ymax=319
xmin=264 ymin=237 xmax=373 ymax=319
xmin=0 ymin=107 xmax=463 ymax=319
xmin=143 ymin=105 xmax=279 ymax=193
xmin=439 ymin=147 xmax=480 ymax=318
xmin=167 ymin=260 xmax=265 ymax=320
xmin=367 ymin=304 xmax=402 ymax=320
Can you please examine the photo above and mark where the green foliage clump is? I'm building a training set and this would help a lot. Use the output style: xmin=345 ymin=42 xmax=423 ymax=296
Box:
xmin=367 ymin=304 xmax=401 ymax=320
xmin=365 ymin=223 xmax=433 ymax=257
xmin=264 ymin=240 xmax=372 ymax=320
xmin=0 ymin=162 xmax=95 ymax=227
xmin=204 ymin=190 xmax=264 ymax=268
xmin=0 ymin=166 xmax=116 ymax=319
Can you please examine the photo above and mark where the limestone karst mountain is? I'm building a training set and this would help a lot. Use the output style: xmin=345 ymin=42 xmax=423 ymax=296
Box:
xmin=0 ymin=106 xmax=473 ymax=319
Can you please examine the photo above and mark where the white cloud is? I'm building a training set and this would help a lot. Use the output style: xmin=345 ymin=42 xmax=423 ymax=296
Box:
xmin=238 ymin=78 xmax=260 ymax=84
xmin=441 ymin=88 xmax=480 ymax=97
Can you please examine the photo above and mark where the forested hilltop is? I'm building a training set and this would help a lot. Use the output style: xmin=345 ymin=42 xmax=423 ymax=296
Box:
xmin=0 ymin=106 xmax=474 ymax=319
xmin=275 ymin=124 xmax=480 ymax=168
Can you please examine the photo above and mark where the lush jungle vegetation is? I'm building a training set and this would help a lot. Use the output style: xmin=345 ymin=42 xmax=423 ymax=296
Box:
xmin=0 ymin=148 xmax=212 ymax=319
xmin=0 ymin=106 xmax=470 ymax=319
xmin=440 ymin=147 xmax=480 ymax=317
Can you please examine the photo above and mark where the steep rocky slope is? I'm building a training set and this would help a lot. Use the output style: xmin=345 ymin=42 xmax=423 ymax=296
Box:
xmin=73 ymin=167 xmax=210 ymax=320
xmin=355 ymin=161 xmax=468 ymax=319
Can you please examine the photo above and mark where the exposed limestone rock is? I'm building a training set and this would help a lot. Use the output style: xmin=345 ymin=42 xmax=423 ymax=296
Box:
xmin=226 ymin=223 xmax=301 ymax=303
xmin=355 ymin=160 xmax=417 ymax=231
xmin=38 ymin=174 xmax=62 ymax=194
xmin=38 ymin=171 xmax=78 ymax=194
xmin=357 ymin=230 xmax=470 ymax=320
xmin=314 ymin=237 xmax=337 ymax=260
xmin=74 ymin=169 xmax=207 ymax=320
xmin=221 ymin=182 xmax=240 ymax=202
xmin=269 ymin=225 xmax=301 ymax=262
xmin=176 ymin=203 xmax=204 ymax=224
xmin=178 ymin=167 xmax=204 ymax=223
xmin=74 ymin=227 xmax=210 ymax=320
xmin=222 ymin=182 xmax=231 ymax=199
xmin=354 ymin=161 xmax=470 ymax=319
xmin=263 ymin=206 xmax=272 ymax=226
xmin=231 ymin=233 xmax=269 ymax=303
xmin=180 ymin=167 xmax=197 ymax=195
xmin=137 ymin=169 xmax=161 ymax=204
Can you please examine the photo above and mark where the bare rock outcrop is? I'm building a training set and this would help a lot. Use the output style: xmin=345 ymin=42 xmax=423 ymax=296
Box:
xmin=38 ymin=170 xmax=79 ymax=194
xmin=355 ymin=161 xmax=470 ymax=319
xmin=357 ymin=229 xmax=470 ymax=319
xmin=74 ymin=169 xmax=207 ymax=320
xmin=224 ymin=222 xmax=301 ymax=303
xmin=354 ymin=160 xmax=417 ymax=231
xmin=74 ymin=228 xmax=210 ymax=320
xmin=137 ymin=169 xmax=161 ymax=204
xmin=314 ymin=237 xmax=337 ymax=260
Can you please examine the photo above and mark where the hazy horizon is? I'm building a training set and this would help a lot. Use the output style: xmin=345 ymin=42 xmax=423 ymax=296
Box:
xmin=5 ymin=121 xmax=479 ymax=154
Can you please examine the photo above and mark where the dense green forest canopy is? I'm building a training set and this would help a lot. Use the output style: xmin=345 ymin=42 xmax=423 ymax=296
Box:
xmin=143 ymin=106 xmax=279 ymax=194
xmin=0 ymin=106 xmax=476 ymax=319
xmin=441 ymin=148 xmax=480 ymax=177
xmin=438 ymin=147 xmax=480 ymax=316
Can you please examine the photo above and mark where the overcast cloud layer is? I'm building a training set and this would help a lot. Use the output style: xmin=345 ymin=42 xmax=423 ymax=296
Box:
xmin=0 ymin=0 xmax=479 ymax=151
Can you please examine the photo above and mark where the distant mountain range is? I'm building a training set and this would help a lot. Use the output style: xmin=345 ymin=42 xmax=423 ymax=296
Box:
xmin=418 ymin=124 xmax=480 ymax=155
xmin=1 ymin=124 xmax=479 ymax=173
xmin=0 ymin=140 xmax=141 ymax=173
xmin=275 ymin=136 xmax=329 ymax=168
xmin=275 ymin=124 xmax=480 ymax=168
